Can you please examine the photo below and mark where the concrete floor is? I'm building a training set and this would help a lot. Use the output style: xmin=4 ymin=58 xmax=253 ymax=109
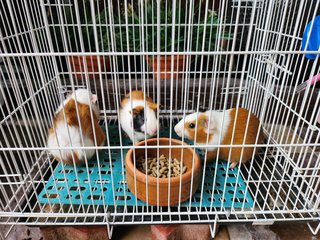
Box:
xmin=112 ymin=223 xmax=320 ymax=240
xmin=3 ymin=223 xmax=319 ymax=240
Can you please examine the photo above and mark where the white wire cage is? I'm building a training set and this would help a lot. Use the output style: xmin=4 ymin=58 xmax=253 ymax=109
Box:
xmin=0 ymin=0 xmax=320 ymax=238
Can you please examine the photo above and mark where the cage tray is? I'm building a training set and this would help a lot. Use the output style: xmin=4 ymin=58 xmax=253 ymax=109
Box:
xmin=39 ymin=125 xmax=254 ymax=208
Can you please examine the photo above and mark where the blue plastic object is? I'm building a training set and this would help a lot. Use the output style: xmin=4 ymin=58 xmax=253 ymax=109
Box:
xmin=302 ymin=16 xmax=320 ymax=60
xmin=39 ymin=125 xmax=254 ymax=208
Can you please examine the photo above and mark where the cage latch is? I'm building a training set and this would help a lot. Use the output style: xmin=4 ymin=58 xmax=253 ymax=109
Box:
xmin=252 ymin=220 xmax=275 ymax=226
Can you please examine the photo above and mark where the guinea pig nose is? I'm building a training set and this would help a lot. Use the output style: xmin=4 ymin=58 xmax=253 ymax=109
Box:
xmin=149 ymin=129 xmax=157 ymax=135
xmin=174 ymin=127 xmax=182 ymax=136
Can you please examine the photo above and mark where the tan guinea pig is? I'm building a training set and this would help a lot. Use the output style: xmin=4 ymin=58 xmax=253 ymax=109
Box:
xmin=174 ymin=108 xmax=264 ymax=168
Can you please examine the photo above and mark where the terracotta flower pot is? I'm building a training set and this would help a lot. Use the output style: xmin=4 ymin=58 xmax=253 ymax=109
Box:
xmin=69 ymin=55 xmax=110 ymax=79
xmin=147 ymin=55 xmax=186 ymax=80
xmin=125 ymin=138 xmax=201 ymax=206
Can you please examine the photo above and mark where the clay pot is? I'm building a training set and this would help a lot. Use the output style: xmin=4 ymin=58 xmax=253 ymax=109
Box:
xmin=147 ymin=55 xmax=186 ymax=80
xmin=125 ymin=138 xmax=201 ymax=206
xmin=69 ymin=55 xmax=110 ymax=79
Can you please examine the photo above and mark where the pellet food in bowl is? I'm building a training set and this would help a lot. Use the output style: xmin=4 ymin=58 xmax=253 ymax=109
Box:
xmin=136 ymin=154 xmax=187 ymax=178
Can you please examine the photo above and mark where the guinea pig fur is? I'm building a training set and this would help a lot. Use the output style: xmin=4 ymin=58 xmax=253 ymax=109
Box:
xmin=47 ymin=89 xmax=106 ymax=165
xmin=119 ymin=90 xmax=159 ymax=143
xmin=174 ymin=108 xmax=264 ymax=168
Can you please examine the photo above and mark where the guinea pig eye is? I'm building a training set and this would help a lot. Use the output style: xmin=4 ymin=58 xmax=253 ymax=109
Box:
xmin=189 ymin=123 xmax=195 ymax=129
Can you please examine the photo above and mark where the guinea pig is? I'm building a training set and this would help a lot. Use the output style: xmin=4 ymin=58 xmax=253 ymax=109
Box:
xmin=174 ymin=108 xmax=264 ymax=168
xmin=119 ymin=90 xmax=159 ymax=143
xmin=47 ymin=89 xmax=106 ymax=165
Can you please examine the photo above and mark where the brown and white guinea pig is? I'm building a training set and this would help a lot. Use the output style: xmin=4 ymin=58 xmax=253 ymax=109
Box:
xmin=47 ymin=89 xmax=106 ymax=165
xmin=174 ymin=108 xmax=264 ymax=168
xmin=119 ymin=90 xmax=159 ymax=143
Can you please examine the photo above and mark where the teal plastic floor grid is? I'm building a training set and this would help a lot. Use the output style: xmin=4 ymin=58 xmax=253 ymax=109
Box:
xmin=39 ymin=124 xmax=254 ymax=208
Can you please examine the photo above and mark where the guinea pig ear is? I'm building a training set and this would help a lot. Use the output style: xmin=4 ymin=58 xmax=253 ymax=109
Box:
xmin=200 ymin=116 xmax=216 ymax=133
xmin=91 ymin=94 xmax=98 ymax=104
xmin=65 ymin=91 xmax=72 ymax=99
xmin=148 ymin=102 xmax=158 ymax=111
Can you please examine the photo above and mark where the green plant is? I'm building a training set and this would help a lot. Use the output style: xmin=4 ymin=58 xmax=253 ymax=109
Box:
xmin=114 ymin=1 xmax=189 ymax=52
xmin=113 ymin=1 xmax=232 ymax=53
xmin=192 ymin=10 xmax=233 ymax=52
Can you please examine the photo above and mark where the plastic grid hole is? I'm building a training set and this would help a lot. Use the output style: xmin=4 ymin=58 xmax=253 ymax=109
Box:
xmin=39 ymin=124 xmax=254 ymax=208
xmin=70 ymin=186 xmax=85 ymax=191
xmin=205 ymin=189 xmax=221 ymax=194
xmin=232 ymin=198 xmax=248 ymax=203
xmin=42 ymin=194 xmax=58 ymax=199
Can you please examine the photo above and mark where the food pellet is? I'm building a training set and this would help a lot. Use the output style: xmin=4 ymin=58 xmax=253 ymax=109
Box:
xmin=136 ymin=154 xmax=187 ymax=178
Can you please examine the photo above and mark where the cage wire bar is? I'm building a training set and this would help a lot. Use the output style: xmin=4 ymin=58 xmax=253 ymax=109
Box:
xmin=0 ymin=0 xmax=320 ymax=238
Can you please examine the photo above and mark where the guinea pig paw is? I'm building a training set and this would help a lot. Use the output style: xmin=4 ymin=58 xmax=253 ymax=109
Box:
xmin=229 ymin=162 xmax=238 ymax=169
